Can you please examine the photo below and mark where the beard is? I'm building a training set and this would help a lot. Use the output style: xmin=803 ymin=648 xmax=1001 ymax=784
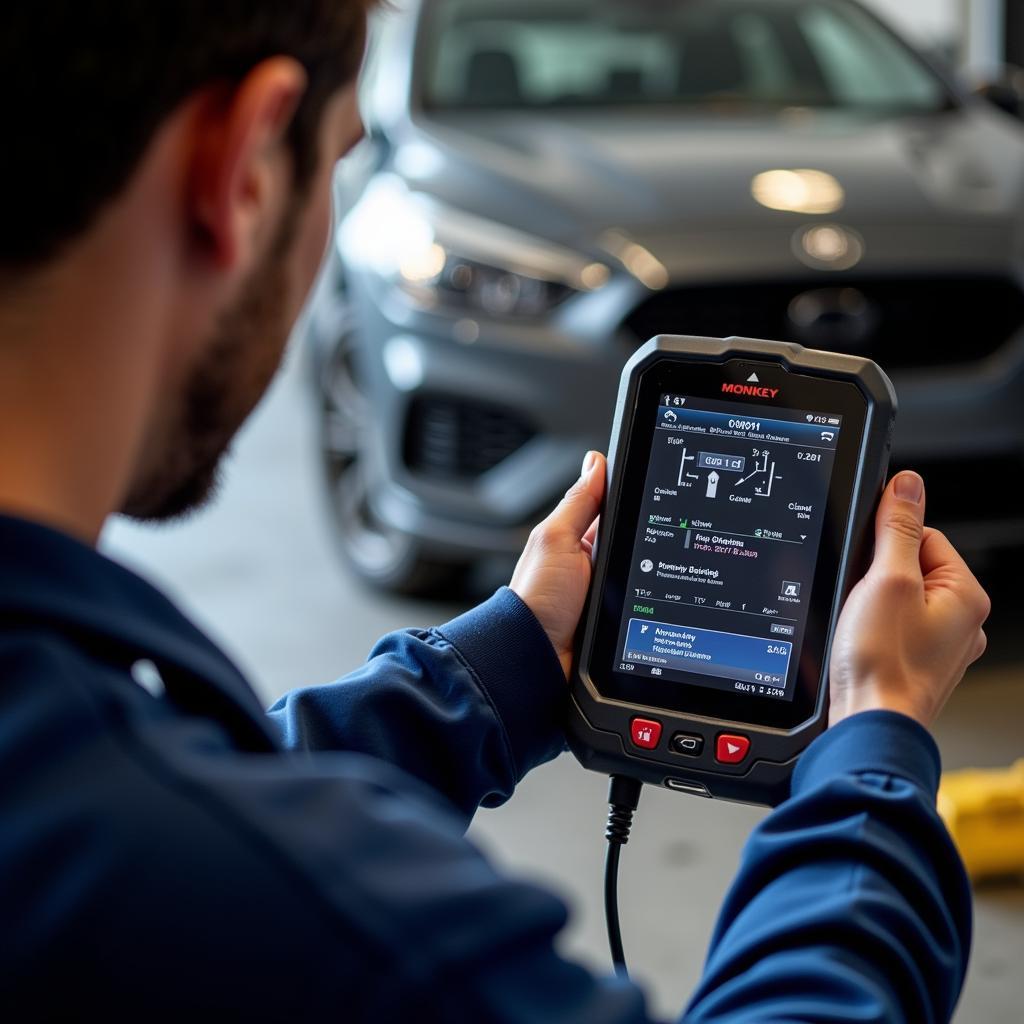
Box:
xmin=120 ymin=208 xmax=300 ymax=522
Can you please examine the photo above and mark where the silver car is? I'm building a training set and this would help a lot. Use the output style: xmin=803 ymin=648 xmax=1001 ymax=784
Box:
xmin=309 ymin=0 xmax=1024 ymax=593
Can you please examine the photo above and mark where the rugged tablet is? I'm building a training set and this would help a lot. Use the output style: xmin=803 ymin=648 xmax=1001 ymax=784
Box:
xmin=569 ymin=336 xmax=896 ymax=806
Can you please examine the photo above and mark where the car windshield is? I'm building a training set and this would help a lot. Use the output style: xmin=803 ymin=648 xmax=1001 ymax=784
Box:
xmin=422 ymin=0 xmax=949 ymax=114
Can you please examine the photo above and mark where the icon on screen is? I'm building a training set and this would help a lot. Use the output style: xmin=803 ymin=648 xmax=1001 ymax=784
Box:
xmin=820 ymin=430 xmax=835 ymax=442
xmin=640 ymin=559 xmax=654 ymax=573
xmin=663 ymin=410 xmax=678 ymax=423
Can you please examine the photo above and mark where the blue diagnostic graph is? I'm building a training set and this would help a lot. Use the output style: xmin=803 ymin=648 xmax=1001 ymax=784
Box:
xmin=623 ymin=618 xmax=792 ymax=688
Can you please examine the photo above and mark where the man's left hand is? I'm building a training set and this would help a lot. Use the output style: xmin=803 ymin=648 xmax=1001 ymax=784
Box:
xmin=510 ymin=451 xmax=606 ymax=679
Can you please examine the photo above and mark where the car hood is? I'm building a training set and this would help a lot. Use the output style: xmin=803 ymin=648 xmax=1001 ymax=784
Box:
xmin=402 ymin=107 xmax=1024 ymax=269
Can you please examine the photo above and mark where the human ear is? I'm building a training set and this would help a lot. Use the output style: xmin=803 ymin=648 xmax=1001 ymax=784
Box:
xmin=189 ymin=57 xmax=308 ymax=270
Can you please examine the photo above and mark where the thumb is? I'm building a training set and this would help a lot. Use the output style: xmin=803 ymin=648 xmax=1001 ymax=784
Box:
xmin=550 ymin=451 xmax=606 ymax=543
xmin=871 ymin=471 xmax=926 ymax=578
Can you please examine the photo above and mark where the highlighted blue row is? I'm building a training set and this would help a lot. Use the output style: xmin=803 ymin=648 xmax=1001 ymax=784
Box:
xmin=623 ymin=617 xmax=792 ymax=687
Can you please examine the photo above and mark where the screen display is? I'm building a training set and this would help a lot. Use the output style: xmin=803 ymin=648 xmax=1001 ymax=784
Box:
xmin=613 ymin=394 xmax=843 ymax=703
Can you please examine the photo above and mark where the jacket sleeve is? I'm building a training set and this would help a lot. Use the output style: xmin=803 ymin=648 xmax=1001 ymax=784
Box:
xmin=683 ymin=710 xmax=972 ymax=1024
xmin=265 ymin=587 xmax=568 ymax=819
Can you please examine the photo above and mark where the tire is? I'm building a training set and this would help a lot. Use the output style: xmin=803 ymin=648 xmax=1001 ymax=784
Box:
xmin=316 ymin=299 xmax=469 ymax=597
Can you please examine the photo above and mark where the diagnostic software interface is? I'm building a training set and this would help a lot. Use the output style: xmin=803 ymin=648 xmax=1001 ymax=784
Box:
xmin=615 ymin=395 xmax=842 ymax=702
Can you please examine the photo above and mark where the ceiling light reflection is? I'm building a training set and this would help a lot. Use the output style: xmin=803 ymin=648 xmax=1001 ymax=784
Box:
xmin=600 ymin=230 xmax=669 ymax=290
xmin=752 ymin=169 xmax=845 ymax=215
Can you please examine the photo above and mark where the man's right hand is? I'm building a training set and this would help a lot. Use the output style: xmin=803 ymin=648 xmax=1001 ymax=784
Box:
xmin=829 ymin=471 xmax=991 ymax=728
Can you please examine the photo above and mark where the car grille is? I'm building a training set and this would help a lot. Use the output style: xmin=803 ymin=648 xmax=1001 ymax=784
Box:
xmin=404 ymin=396 xmax=534 ymax=478
xmin=624 ymin=276 xmax=1024 ymax=369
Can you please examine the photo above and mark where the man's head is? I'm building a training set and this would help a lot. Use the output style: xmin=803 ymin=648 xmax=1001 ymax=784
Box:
xmin=0 ymin=3 xmax=374 ymax=525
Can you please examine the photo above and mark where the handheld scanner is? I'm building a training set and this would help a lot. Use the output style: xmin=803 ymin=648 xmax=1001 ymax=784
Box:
xmin=569 ymin=336 xmax=896 ymax=807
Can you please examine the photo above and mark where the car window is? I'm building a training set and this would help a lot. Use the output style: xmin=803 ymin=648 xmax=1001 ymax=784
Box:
xmin=421 ymin=0 xmax=948 ymax=113
xmin=797 ymin=4 xmax=945 ymax=108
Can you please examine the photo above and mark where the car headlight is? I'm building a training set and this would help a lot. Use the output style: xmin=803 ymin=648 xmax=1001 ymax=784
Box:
xmin=339 ymin=175 xmax=610 ymax=318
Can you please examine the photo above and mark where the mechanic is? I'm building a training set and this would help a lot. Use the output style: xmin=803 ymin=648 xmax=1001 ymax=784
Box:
xmin=0 ymin=3 xmax=991 ymax=1021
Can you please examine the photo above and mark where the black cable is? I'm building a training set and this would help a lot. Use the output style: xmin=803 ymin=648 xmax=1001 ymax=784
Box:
xmin=604 ymin=774 xmax=643 ymax=978
xmin=604 ymin=842 xmax=626 ymax=970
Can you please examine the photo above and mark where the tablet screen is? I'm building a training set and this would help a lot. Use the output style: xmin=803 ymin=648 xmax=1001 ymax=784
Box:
xmin=614 ymin=394 xmax=842 ymax=703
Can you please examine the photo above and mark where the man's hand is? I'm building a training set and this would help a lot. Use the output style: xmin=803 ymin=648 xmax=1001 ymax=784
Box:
xmin=510 ymin=452 xmax=606 ymax=679
xmin=829 ymin=471 xmax=991 ymax=728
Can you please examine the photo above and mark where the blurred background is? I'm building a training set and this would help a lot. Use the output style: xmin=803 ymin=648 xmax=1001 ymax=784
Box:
xmin=104 ymin=2 xmax=1024 ymax=1020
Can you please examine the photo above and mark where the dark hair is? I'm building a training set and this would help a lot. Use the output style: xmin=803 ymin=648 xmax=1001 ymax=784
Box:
xmin=0 ymin=2 xmax=374 ymax=274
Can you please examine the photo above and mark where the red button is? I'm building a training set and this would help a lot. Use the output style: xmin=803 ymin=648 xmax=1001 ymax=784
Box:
xmin=630 ymin=717 xmax=662 ymax=750
xmin=715 ymin=733 xmax=751 ymax=764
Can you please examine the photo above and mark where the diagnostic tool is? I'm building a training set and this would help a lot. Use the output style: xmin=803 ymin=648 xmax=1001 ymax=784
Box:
xmin=570 ymin=336 xmax=896 ymax=809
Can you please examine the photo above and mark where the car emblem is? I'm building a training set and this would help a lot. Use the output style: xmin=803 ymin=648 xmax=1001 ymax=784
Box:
xmin=792 ymin=223 xmax=864 ymax=271
xmin=787 ymin=287 xmax=879 ymax=350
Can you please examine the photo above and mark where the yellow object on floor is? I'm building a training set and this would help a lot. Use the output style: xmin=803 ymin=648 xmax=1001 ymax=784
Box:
xmin=938 ymin=760 xmax=1024 ymax=881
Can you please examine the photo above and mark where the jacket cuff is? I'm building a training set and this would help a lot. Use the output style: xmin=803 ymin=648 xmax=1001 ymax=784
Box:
xmin=792 ymin=710 xmax=942 ymax=799
xmin=436 ymin=587 xmax=567 ymax=780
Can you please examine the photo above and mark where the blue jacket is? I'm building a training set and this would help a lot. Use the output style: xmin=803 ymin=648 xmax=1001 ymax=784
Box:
xmin=0 ymin=514 xmax=970 ymax=1021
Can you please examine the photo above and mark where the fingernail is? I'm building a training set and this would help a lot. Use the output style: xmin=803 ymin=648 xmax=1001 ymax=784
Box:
xmin=894 ymin=471 xmax=924 ymax=504
xmin=582 ymin=451 xmax=598 ymax=477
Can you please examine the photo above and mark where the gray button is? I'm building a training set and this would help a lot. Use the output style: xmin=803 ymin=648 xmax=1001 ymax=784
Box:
xmin=671 ymin=732 xmax=705 ymax=757
xmin=770 ymin=623 xmax=795 ymax=636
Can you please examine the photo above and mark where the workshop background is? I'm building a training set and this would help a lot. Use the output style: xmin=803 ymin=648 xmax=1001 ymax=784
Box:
xmin=104 ymin=2 xmax=1024 ymax=1021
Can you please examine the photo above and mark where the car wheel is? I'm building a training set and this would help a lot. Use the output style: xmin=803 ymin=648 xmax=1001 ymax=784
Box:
xmin=317 ymin=308 xmax=469 ymax=596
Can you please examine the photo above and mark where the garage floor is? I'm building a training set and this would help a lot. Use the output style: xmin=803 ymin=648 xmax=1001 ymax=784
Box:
xmin=103 ymin=344 xmax=1024 ymax=1023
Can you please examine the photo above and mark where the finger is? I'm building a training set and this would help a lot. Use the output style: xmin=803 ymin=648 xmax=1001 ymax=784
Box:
xmin=871 ymin=471 xmax=926 ymax=580
xmin=919 ymin=528 xmax=991 ymax=622
xmin=919 ymin=527 xmax=971 ymax=580
xmin=951 ymin=630 xmax=988 ymax=689
xmin=549 ymin=452 xmax=606 ymax=543
xmin=972 ymin=629 xmax=988 ymax=663
xmin=583 ymin=516 xmax=600 ymax=550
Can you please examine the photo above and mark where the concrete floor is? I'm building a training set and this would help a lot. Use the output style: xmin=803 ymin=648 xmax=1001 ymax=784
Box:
xmin=102 ymin=343 xmax=1024 ymax=1022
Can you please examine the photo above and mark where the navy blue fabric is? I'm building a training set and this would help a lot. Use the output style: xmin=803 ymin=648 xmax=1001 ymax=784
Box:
xmin=0 ymin=513 xmax=970 ymax=1021
xmin=267 ymin=590 xmax=568 ymax=816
